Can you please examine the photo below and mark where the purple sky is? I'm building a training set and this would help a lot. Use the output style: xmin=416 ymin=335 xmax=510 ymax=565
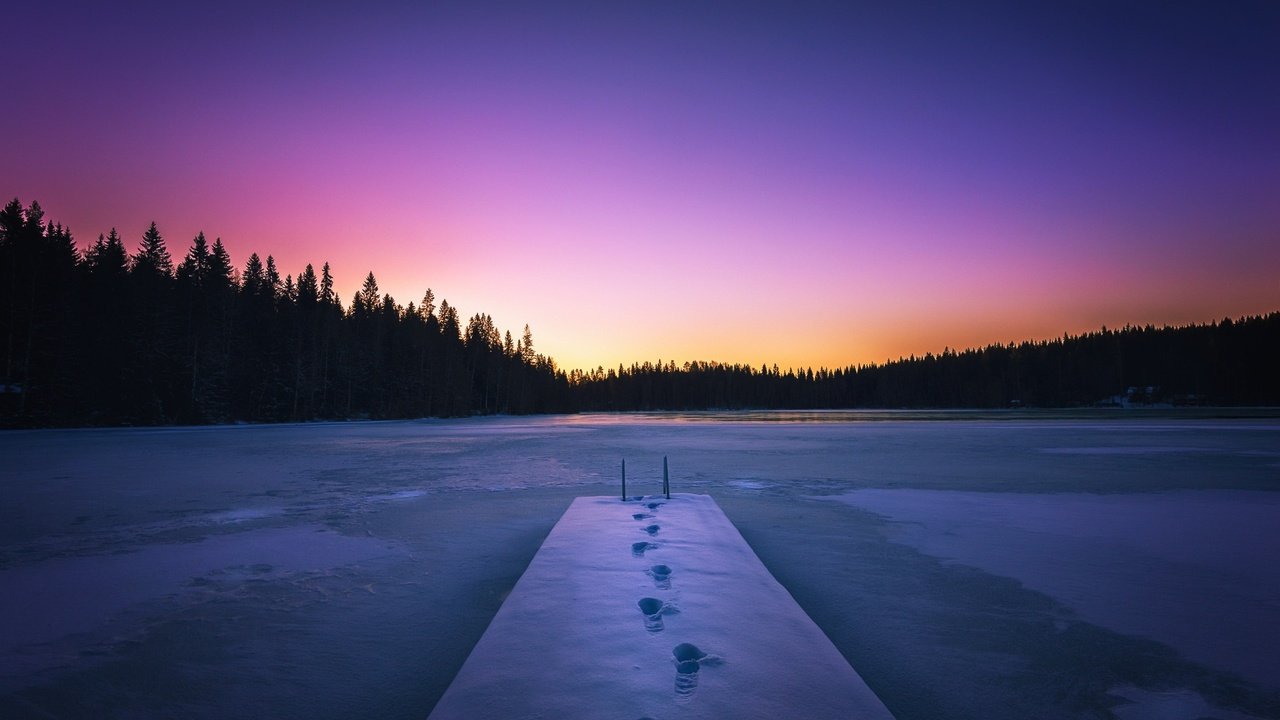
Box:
xmin=6 ymin=1 xmax=1279 ymax=370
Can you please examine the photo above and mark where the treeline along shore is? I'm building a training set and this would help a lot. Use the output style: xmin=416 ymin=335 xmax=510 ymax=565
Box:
xmin=2 ymin=199 xmax=1278 ymax=427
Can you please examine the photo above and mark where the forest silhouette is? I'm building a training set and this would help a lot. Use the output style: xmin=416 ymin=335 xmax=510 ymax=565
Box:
xmin=2 ymin=198 xmax=1277 ymax=427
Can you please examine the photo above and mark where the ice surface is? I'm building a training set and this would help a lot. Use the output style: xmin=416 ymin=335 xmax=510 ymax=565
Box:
xmin=1105 ymin=681 xmax=1274 ymax=717
xmin=1109 ymin=686 xmax=1271 ymax=720
xmin=2 ymin=414 xmax=1279 ymax=719
xmin=428 ymin=494 xmax=894 ymax=720
xmin=823 ymin=489 xmax=1280 ymax=687
xmin=0 ymin=526 xmax=392 ymax=680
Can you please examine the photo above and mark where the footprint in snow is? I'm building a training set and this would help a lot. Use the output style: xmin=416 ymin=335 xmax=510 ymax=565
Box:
xmin=647 ymin=564 xmax=672 ymax=590
xmin=637 ymin=597 xmax=678 ymax=633
xmin=672 ymin=643 xmax=721 ymax=702
xmin=632 ymin=541 xmax=658 ymax=557
xmin=643 ymin=524 xmax=660 ymax=536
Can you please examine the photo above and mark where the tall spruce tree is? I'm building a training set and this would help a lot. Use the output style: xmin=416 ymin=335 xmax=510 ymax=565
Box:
xmin=80 ymin=229 xmax=132 ymax=419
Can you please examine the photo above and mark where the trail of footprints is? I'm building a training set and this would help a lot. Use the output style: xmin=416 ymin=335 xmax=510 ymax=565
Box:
xmin=625 ymin=495 xmax=718 ymax=708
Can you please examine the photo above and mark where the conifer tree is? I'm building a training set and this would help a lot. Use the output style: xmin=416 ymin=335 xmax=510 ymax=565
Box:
xmin=265 ymin=256 xmax=282 ymax=300
xmin=81 ymin=228 xmax=132 ymax=419
xmin=127 ymin=221 xmax=178 ymax=422
xmin=242 ymin=253 xmax=265 ymax=296
xmin=297 ymin=264 xmax=319 ymax=306
xmin=357 ymin=272 xmax=380 ymax=315
xmin=210 ymin=238 xmax=234 ymax=288
xmin=438 ymin=299 xmax=459 ymax=340
xmin=86 ymin=229 xmax=129 ymax=277
xmin=134 ymin=222 xmax=173 ymax=277
xmin=320 ymin=262 xmax=335 ymax=306
xmin=521 ymin=324 xmax=535 ymax=363
xmin=176 ymin=231 xmax=236 ymax=420
xmin=421 ymin=288 xmax=435 ymax=319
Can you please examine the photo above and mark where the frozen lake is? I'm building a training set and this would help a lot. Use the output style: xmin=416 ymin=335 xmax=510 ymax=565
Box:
xmin=2 ymin=413 xmax=1279 ymax=719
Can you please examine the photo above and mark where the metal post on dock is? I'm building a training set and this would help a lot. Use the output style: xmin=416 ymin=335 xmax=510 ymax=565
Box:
xmin=663 ymin=456 xmax=670 ymax=499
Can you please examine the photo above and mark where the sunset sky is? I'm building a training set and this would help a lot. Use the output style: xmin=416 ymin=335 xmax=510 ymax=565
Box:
xmin=6 ymin=1 xmax=1279 ymax=372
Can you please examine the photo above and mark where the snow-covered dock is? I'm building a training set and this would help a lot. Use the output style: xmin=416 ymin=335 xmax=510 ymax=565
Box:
xmin=428 ymin=493 xmax=895 ymax=719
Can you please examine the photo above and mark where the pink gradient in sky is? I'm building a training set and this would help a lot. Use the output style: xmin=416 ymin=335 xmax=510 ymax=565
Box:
xmin=5 ymin=1 xmax=1279 ymax=372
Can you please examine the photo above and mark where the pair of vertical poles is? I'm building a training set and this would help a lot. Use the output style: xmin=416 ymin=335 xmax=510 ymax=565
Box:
xmin=621 ymin=456 xmax=670 ymax=501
